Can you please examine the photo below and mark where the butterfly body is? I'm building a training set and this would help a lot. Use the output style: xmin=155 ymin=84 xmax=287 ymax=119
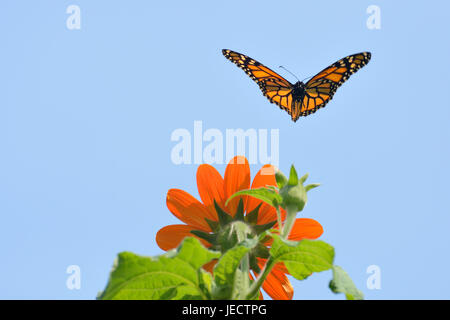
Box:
xmin=291 ymin=81 xmax=306 ymax=99
xmin=287 ymin=81 xmax=307 ymax=118
xmin=222 ymin=49 xmax=371 ymax=122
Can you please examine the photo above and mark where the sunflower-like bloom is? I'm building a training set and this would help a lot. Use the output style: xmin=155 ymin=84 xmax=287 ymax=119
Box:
xmin=156 ymin=156 xmax=323 ymax=300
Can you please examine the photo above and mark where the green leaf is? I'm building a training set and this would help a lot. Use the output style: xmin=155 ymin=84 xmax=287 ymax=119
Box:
xmin=275 ymin=170 xmax=288 ymax=188
xmin=198 ymin=269 xmax=214 ymax=300
xmin=234 ymin=198 xmax=245 ymax=221
xmin=205 ymin=218 xmax=219 ymax=232
xmin=212 ymin=239 xmax=257 ymax=299
xmin=288 ymin=165 xmax=299 ymax=185
xmin=305 ymin=183 xmax=320 ymax=192
xmin=269 ymin=234 xmax=334 ymax=280
xmin=214 ymin=200 xmax=233 ymax=226
xmin=245 ymin=203 xmax=262 ymax=224
xmin=253 ymin=220 xmax=277 ymax=235
xmin=98 ymin=237 xmax=220 ymax=300
xmin=329 ymin=265 xmax=364 ymax=300
xmin=190 ymin=230 xmax=216 ymax=245
xmin=299 ymin=173 xmax=309 ymax=184
xmin=226 ymin=187 xmax=282 ymax=209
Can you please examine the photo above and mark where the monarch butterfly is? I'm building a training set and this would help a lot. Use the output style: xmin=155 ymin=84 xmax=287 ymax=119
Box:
xmin=222 ymin=49 xmax=371 ymax=122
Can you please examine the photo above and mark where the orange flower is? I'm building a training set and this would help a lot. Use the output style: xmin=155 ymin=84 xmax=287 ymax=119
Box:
xmin=156 ymin=156 xmax=323 ymax=300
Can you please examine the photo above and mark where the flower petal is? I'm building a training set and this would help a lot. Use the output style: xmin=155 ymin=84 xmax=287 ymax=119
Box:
xmin=257 ymin=258 xmax=293 ymax=300
xmin=196 ymin=164 xmax=225 ymax=218
xmin=247 ymin=164 xmax=277 ymax=214
xmin=156 ymin=224 xmax=211 ymax=251
xmin=288 ymin=218 xmax=324 ymax=241
xmin=273 ymin=262 xmax=289 ymax=274
xmin=224 ymin=156 xmax=250 ymax=216
xmin=166 ymin=189 xmax=214 ymax=231
xmin=257 ymin=204 xmax=286 ymax=226
xmin=202 ymin=259 xmax=218 ymax=274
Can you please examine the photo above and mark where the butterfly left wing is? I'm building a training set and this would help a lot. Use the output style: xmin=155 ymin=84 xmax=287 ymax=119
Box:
xmin=293 ymin=52 xmax=371 ymax=120
xmin=222 ymin=49 xmax=295 ymax=116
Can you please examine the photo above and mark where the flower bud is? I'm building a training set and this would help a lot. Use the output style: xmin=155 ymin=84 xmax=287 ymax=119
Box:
xmin=279 ymin=165 xmax=308 ymax=212
xmin=279 ymin=182 xmax=307 ymax=212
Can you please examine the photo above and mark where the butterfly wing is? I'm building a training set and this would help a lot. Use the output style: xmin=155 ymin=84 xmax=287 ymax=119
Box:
xmin=293 ymin=52 xmax=371 ymax=121
xmin=222 ymin=49 xmax=295 ymax=117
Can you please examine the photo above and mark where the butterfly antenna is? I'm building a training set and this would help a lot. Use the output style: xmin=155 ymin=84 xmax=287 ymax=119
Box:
xmin=279 ymin=66 xmax=300 ymax=82
xmin=301 ymin=75 xmax=314 ymax=82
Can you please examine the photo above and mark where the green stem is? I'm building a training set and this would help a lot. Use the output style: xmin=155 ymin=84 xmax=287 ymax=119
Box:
xmin=281 ymin=205 xmax=298 ymax=239
xmin=246 ymin=257 xmax=277 ymax=299
xmin=237 ymin=229 xmax=250 ymax=300
xmin=239 ymin=254 xmax=250 ymax=299
xmin=276 ymin=206 xmax=282 ymax=233
xmin=246 ymin=206 xmax=298 ymax=299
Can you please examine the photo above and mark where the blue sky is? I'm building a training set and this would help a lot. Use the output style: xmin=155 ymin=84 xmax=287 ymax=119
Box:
xmin=1 ymin=0 xmax=449 ymax=299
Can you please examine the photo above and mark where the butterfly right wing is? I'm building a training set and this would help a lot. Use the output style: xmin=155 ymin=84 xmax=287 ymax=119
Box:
xmin=222 ymin=49 xmax=294 ymax=116
xmin=294 ymin=52 xmax=371 ymax=120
